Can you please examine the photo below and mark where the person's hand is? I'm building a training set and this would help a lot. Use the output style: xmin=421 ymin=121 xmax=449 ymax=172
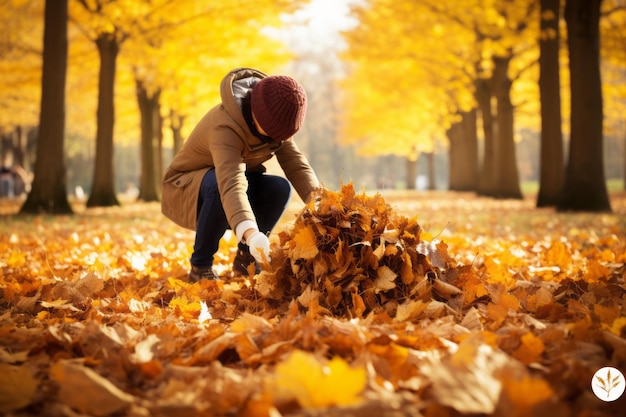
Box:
xmin=247 ymin=231 xmax=271 ymax=264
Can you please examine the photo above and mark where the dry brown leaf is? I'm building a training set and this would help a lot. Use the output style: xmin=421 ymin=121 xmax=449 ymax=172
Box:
xmin=426 ymin=334 xmax=511 ymax=414
xmin=130 ymin=333 xmax=160 ymax=363
xmin=373 ymin=265 xmax=397 ymax=293
xmin=0 ymin=363 xmax=38 ymax=413
xmin=50 ymin=359 xmax=134 ymax=416
xmin=230 ymin=312 xmax=272 ymax=333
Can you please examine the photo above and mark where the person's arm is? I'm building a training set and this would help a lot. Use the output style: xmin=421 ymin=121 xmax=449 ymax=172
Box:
xmin=275 ymin=140 xmax=320 ymax=203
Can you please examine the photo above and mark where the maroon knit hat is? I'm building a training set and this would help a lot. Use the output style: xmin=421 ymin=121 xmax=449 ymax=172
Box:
xmin=250 ymin=75 xmax=307 ymax=141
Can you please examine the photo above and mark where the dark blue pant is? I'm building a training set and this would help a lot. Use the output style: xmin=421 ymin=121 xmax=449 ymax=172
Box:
xmin=190 ymin=170 xmax=292 ymax=267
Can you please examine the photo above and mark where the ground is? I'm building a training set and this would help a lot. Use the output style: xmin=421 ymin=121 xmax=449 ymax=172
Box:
xmin=0 ymin=188 xmax=625 ymax=416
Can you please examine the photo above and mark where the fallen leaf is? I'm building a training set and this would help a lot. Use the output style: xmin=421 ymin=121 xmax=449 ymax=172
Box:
xmin=0 ymin=363 xmax=38 ymax=413
xmin=271 ymin=350 xmax=366 ymax=408
xmin=290 ymin=226 xmax=319 ymax=260
xmin=50 ymin=359 xmax=134 ymax=416
xmin=374 ymin=265 xmax=397 ymax=293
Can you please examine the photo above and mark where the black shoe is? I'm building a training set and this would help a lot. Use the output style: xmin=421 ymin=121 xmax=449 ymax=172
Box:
xmin=188 ymin=265 xmax=218 ymax=282
xmin=233 ymin=247 xmax=260 ymax=275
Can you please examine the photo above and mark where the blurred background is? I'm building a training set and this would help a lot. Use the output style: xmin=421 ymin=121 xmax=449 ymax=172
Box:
xmin=0 ymin=0 xmax=624 ymax=207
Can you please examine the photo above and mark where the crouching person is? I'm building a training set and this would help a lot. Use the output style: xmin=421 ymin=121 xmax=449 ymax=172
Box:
xmin=161 ymin=67 xmax=320 ymax=282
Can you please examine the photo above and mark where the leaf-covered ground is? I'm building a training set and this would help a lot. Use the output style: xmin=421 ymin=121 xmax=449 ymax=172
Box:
xmin=1 ymin=187 xmax=625 ymax=417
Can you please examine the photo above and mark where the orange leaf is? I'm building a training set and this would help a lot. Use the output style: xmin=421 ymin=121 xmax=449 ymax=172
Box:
xmin=502 ymin=375 xmax=554 ymax=413
xmin=512 ymin=332 xmax=545 ymax=364
xmin=291 ymin=226 xmax=319 ymax=260
xmin=583 ymin=258 xmax=609 ymax=283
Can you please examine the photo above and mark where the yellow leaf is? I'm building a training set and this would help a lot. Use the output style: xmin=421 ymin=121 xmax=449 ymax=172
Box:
xmin=0 ymin=363 xmax=38 ymax=413
xmin=272 ymin=350 xmax=366 ymax=408
xmin=606 ymin=316 xmax=626 ymax=336
xmin=169 ymin=294 xmax=201 ymax=318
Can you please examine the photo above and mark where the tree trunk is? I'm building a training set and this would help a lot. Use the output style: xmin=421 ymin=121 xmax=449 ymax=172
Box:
xmin=447 ymin=119 xmax=463 ymax=190
xmin=537 ymin=0 xmax=565 ymax=207
xmin=87 ymin=33 xmax=120 ymax=207
xmin=462 ymin=109 xmax=479 ymax=191
xmin=12 ymin=126 xmax=26 ymax=168
xmin=20 ymin=0 xmax=72 ymax=215
xmin=170 ymin=109 xmax=185 ymax=156
xmin=136 ymin=79 xmax=161 ymax=202
xmin=493 ymin=55 xmax=522 ymax=199
xmin=448 ymin=110 xmax=478 ymax=191
xmin=425 ymin=152 xmax=436 ymax=190
xmin=558 ymin=0 xmax=611 ymax=211
xmin=475 ymin=78 xmax=497 ymax=195
xmin=406 ymin=156 xmax=417 ymax=190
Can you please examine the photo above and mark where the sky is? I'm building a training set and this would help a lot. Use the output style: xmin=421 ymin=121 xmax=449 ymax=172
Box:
xmin=278 ymin=0 xmax=359 ymax=55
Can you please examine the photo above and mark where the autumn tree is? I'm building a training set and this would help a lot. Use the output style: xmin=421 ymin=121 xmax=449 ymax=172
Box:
xmin=340 ymin=0 xmax=474 ymax=189
xmin=558 ymin=0 xmax=611 ymax=211
xmin=455 ymin=0 xmax=538 ymax=199
xmin=126 ymin=0 xmax=303 ymax=202
xmin=20 ymin=0 xmax=72 ymax=214
xmin=0 ymin=1 xmax=43 ymax=181
xmin=600 ymin=0 xmax=626 ymax=191
xmin=536 ymin=0 xmax=564 ymax=207
xmin=340 ymin=0 xmax=538 ymax=197
xmin=71 ymin=0 xmax=131 ymax=207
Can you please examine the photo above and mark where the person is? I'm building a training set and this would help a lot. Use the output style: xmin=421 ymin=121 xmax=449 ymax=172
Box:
xmin=161 ymin=67 xmax=320 ymax=282
xmin=0 ymin=161 xmax=16 ymax=198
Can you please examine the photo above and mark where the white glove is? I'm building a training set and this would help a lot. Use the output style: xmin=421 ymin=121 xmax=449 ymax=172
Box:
xmin=247 ymin=231 xmax=271 ymax=264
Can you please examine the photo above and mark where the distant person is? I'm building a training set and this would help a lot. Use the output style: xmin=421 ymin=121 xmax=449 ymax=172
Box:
xmin=75 ymin=186 xmax=85 ymax=201
xmin=161 ymin=68 xmax=320 ymax=282
xmin=123 ymin=182 xmax=139 ymax=200
xmin=0 ymin=162 xmax=16 ymax=198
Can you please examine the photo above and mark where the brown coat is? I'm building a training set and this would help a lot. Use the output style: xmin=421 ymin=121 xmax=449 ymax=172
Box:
xmin=161 ymin=68 xmax=320 ymax=231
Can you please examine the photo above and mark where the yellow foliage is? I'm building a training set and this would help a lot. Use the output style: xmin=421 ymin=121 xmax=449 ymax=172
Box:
xmin=339 ymin=0 xmax=541 ymax=158
xmin=271 ymin=350 xmax=366 ymax=408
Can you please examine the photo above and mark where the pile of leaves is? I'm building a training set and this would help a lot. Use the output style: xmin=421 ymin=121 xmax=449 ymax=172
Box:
xmin=258 ymin=184 xmax=459 ymax=319
xmin=0 ymin=186 xmax=625 ymax=417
